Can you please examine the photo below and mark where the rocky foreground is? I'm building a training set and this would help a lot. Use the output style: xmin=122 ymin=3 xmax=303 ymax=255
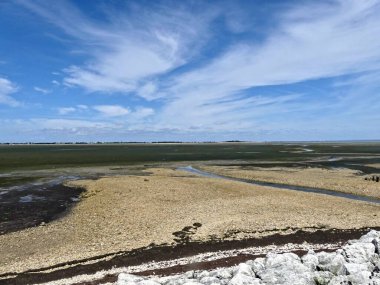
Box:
xmin=117 ymin=230 xmax=380 ymax=285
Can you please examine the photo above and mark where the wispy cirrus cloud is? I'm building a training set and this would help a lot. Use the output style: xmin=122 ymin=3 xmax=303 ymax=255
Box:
xmin=58 ymin=107 xmax=76 ymax=115
xmin=57 ymin=105 xmax=88 ymax=115
xmin=10 ymin=0 xmax=380 ymax=141
xmin=154 ymin=0 xmax=380 ymax=132
xmin=0 ymin=77 xmax=19 ymax=107
xmin=19 ymin=0 xmax=218 ymax=94
xmin=93 ymin=105 xmax=130 ymax=117
xmin=36 ymin=118 xmax=118 ymax=131
xmin=131 ymin=107 xmax=155 ymax=119
xmin=56 ymin=104 xmax=154 ymax=119
xmin=34 ymin=86 xmax=51 ymax=94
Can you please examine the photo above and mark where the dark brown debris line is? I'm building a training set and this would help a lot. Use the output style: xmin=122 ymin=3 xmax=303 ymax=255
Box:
xmin=1 ymin=227 xmax=378 ymax=285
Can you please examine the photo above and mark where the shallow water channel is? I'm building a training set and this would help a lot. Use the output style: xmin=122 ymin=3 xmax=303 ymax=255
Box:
xmin=178 ymin=166 xmax=380 ymax=205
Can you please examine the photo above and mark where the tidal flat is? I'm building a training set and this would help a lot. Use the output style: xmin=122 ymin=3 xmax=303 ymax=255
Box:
xmin=0 ymin=143 xmax=380 ymax=284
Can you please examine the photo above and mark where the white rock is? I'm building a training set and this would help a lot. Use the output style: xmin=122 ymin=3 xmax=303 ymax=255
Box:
xmin=322 ymin=268 xmax=372 ymax=285
xmin=232 ymin=263 xmax=255 ymax=277
xmin=116 ymin=231 xmax=380 ymax=285
xmin=182 ymin=282 xmax=203 ymax=285
xmin=206 ymin=270 xmax=218 ymax=277
xmin=312 ymin=271 xmax=334 ymax=285
xmin=118 ymin=281 xmax=138 ymax=285
xmin=248 ymin=258 xmax=266 ymax=274
xmin=372 ymin=272 xmax=380 ymax=284
xmin=343 ymin=242 xmax=376 ymax=264
xmin=214 ymin=268 xmax=233 ymax=280
xmin=373 ymin=239 xmax=380 ymax=254
xmin=196 ymin=270 xmax=210 ymax=279
xmin=164 ymin=278 xmax=197 ymax=285
xmin=199 ymin=276 xmax=221 ymax=285
xmin=347 ymin=270 xmax=372 ymax=285
xmin=359 ymin=230 xmax=380 ymax=243
xmin=316 ymin=252 xmax=346 ymax=275
xmin=162 ymin=279 xmax=178 ymax=285
xmin=118 ymin=273 xmax=145 ymax=285
xmin=139 ymin=280 xmax=162 ymax=285
xmin=345 ymin=262 xmax=374 ymax=275
xmin=328 ymin=275 xmax=349 ymax=285
xmin=184 ymin=271 xmax=195 ymax=279
xmin=119 ymin=282 xmax=139 ymax=285
xmin=228 ymin=273 xmax=262 ymax=285
xmin=374 ymin=258 xmax=380 ymax=270
xmin=259 ymin=253 xmax=314 ymax=285
xmin=182 ymin=279 xmax=200 ymax=284
xmin=264 ymin=252 xmax=301 ymax=268
xmin=302 ymin=251 xmax=319 ymax=271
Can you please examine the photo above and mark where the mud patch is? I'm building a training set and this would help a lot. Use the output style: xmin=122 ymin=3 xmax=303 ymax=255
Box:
xmin=173 ymin=223 xmax=202 ymax=244
xmin=0 ymin=184 xmax=84 ymax=235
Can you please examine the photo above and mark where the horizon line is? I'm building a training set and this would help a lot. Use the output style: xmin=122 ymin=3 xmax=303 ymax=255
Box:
xmin=1 ymin=139 xmax=380 ymax=145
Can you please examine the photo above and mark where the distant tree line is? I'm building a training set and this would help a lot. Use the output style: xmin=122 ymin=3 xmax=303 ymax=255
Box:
xmin=0 ymin=140 xmax=248 ymax=145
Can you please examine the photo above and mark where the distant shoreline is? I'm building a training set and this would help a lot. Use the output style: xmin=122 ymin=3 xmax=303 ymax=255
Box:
xmin=1 ymin=140 xmax=380 ymax=145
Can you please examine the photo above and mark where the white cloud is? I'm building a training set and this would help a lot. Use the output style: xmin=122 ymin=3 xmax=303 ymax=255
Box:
xmin=132 ymin=107 xmax=155 ymax=119
xmin=93 ymin=105 xmax=130 ymax=117
xmin=35 ymin=119 xmax=117 ymax=130
xmin=15 ymin=0 xmax=380 ymax=140
xmin=0 ymin=77 xmax=19 ymax=107
xmin=58 ymin=107 xmax=76 ymax=115
xmin=0 ymin=117 xmax=112 ymax=131
xmin=137 ymin=81 xmax=159 ymax=100
xmin=51 ymin=80 xmax=60 ymax=86
xmin=76 ymin=104 xmax=88 ymax=109
xmin=3 ymin=118 xmax=124 ymax=141
xmin=154 ymin=0 xmax=380 ymax=131
xmin=58 ymin=105 xmax=90 ymax=115
xmin=34 ymin=86 xmax=51 ymax=94
xmin=20 ymin=1 xmax=217 ymax=95
xmin=57 ymin=104 xmax=153 ymax=120
xmin=172 ymin=1 xmax=380 ymax=90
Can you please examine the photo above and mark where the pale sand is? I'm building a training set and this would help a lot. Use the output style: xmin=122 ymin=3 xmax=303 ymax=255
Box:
xmin=1 ymin=167 xmax=380 ymax=275
xmin=199 ymin=165 xmax=380 ymax=199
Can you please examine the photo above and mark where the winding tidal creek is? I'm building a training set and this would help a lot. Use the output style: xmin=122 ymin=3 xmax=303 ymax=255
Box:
xmin=178 ymin=166 xmax=380 ymax=205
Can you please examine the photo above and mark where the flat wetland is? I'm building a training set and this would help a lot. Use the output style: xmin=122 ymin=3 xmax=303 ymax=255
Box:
xmin=1 ymin=142 xmax=380 ymax=172
xmin=0 ymin=142 xmax=380 ymax=283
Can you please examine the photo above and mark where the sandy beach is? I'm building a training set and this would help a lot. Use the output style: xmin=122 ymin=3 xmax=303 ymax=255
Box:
xmin=1 ymin=166 xmax=380 ymax=280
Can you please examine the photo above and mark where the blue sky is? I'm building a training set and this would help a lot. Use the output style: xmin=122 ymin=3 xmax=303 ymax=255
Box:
xmin=0 ymin=0 xmax=379 ymax=142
